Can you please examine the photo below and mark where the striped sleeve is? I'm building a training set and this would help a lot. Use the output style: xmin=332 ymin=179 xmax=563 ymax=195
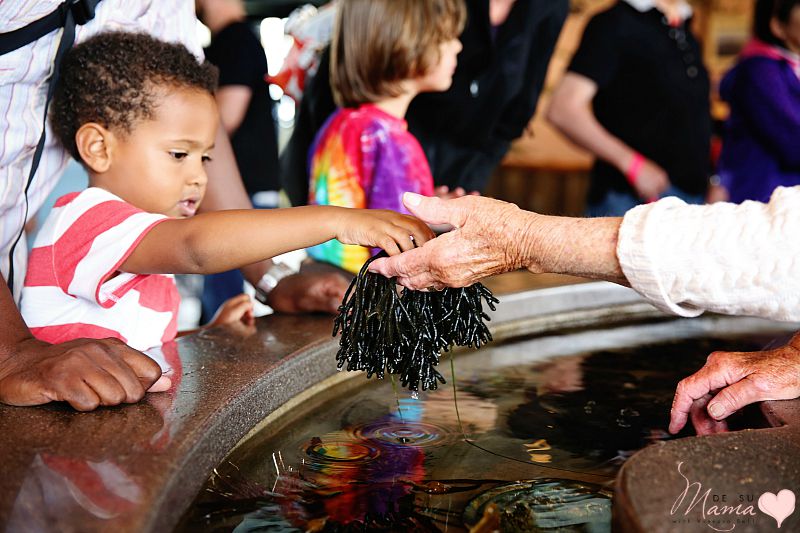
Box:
xmin=30 ymin=189 xmax=167 ymax=307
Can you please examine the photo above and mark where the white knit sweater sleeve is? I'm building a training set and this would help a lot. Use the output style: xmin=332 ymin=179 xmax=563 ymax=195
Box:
xmin=617 ymin=186 xmax=800 ymax=321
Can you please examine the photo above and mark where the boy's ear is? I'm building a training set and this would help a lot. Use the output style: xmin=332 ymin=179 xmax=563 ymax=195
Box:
xmin=75 ymin=123 xmax=114 ymax=173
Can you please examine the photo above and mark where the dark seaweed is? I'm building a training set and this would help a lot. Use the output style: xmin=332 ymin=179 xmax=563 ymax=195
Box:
xmin=333 ymin=252 xmax=499 ymax=391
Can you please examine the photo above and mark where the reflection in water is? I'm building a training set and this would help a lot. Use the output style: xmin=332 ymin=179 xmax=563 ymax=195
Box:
xmin=299 ymin=412 xmax=428 ymax=527
xmin=180 ymin=336 xmax=766 ymax=532
xmin=505 ymin=339 xmax=761 ymax=473
xmin=463 ymin=479 xmax=612 ymax=532
xmin=305 ymin=435 xmax=382 ymax=466
xmin=7 ymin=454 xmax=143 ymax=530
xmin=233 ymin=504 xmax=300 ymax=532
xmin=353 ymin=420 xmax=456 ymax=448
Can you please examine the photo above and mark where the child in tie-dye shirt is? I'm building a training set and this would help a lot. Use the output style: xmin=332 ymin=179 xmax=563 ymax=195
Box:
xmin=307 ymin=0 xmax=466 ymax=274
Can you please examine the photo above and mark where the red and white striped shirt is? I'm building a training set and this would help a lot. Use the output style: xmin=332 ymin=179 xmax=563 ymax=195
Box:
xmin=20 ymin=188 xmax=179 ymax=351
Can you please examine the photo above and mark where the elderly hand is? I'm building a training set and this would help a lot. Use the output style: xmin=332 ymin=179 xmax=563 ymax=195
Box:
xmin=0 ymin=337 xmax=171 ymax=411
xmin=669 ymin=333 xmax=800 ymax=434
xmin=369 ymin=193 xmax=528 ymax=289
xmin=687 ymin=392 xmax=730 ymax=436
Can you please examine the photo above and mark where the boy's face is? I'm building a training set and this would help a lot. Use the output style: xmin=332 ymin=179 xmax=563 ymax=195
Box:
xmin=100 ymin=87 xmax=218 ymax=218
xmin=418 ymin=38 xmax=462 ymax=93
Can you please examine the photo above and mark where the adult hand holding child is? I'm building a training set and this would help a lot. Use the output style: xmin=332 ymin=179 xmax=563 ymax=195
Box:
xmin=0 ymin=273 xmax=169 ymax=411
xmin=0 ymin=337 xmax=169 ymax=412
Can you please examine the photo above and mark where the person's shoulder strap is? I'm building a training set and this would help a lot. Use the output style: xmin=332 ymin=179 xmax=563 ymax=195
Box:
xmin=0 ymin=0 xmax=101 ymax=56
xmin=3 ymin=0 xmax=101 ymax=293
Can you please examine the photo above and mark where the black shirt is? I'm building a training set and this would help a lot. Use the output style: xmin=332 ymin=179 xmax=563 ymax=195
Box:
xmin=205 ymin=21 xmax=280 ymax=195
xmin=280 ymin=0 xmax=568 ymax=205
xmin=408 ymin=0 xmax=568 ymax=191
xmin=569 ymin=2 xmax=711 ymax=203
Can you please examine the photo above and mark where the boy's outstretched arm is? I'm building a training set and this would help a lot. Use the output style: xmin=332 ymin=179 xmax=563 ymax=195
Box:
xmin=0 ymin=277 xmax=170 ymax=411
xmin=199 ymin=125 xmax=267 ymax=284
xmin=120 ymin=206 xmax=434 ymax=275
xmin=202 ymin=126 xmax=348 ymax=313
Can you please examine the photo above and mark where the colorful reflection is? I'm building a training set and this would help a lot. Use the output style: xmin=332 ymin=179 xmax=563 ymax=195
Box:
xmin=279 ymin=409 xmax=431 ymax=527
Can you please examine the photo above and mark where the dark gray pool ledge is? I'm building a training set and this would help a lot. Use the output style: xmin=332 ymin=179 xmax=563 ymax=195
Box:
xmin=0 ymin=272 xmax=798 ymax=532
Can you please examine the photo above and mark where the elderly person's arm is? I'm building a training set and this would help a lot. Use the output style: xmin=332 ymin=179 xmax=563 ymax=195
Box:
xmin=370 ymin=193 xmax=628 ymax=290
xmin=369 ymin=188 xmax=800 ymax=432
xmin=372 ymin=189 xmax=800 ymax=321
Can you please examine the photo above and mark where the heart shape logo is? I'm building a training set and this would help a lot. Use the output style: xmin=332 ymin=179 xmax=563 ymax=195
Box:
xmin=758 ymin=489 xmax=796 ymax=528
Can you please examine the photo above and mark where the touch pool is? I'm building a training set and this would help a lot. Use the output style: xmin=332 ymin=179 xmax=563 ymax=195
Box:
xmin=179 ymin=316 xmax=794 ymax=532
xmin=1 ymin=273 xmax=798 ymax=533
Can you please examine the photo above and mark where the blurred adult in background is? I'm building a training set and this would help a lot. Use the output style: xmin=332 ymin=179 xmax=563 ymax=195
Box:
xmin=548 ymin=0 xmax=711 ymax=216
xmin=280 ymin=0 xmax=569 ymax=206
xmin=196 ymin=0 xmax=283 ymax=321
xmin=407 ymin=0 xmax=568 ymax=193
xmin=715 ymin=0 xmax=800 ymax=204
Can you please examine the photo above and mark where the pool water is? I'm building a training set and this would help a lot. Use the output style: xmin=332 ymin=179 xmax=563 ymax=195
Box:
xmin=180 ymin=325 xmax=778 ymax=532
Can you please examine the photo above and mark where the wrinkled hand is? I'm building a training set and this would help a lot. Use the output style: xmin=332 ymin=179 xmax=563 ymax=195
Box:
xmin=334 ymin=208 xmax=435 ymax=255
xmin=669 ymin=335 xmax=800 ymax=434
xmin=687 ymin=392 xmax=729 ymax=436
xmin=632 ymin=158 xmax=670 ymax=201
xmin=369 ymin=193 xmax=526 ymax=289
xmin=269 ymin=271 xmax=350 ymax=314
xmin=0 ymin=337 xmax=170 ymax=412
xmin=208 ymin=293 xmax=254 ymax=328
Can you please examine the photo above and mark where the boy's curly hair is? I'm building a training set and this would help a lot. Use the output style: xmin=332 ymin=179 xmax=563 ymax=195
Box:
xmin=51 ymin=31 xmax=218 ymax=161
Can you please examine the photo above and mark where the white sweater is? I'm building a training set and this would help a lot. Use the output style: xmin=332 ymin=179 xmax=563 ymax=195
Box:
xmin=617 ymin=186 xmax=800 ymax=321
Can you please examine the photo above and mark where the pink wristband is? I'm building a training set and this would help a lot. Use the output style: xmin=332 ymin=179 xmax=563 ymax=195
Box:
xmin=625 ymin=152 xmax=645 ymax=186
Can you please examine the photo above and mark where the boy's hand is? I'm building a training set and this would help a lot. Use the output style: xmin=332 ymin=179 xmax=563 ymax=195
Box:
xmin=333 ymin=209 xmax=435 ymax=255
xmin=208 ymin=293 xmax=255 ymax=328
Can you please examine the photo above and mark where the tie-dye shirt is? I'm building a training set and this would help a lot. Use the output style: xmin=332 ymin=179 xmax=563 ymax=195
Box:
xmin=307 ymin=104 xmax=434 ymax=273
